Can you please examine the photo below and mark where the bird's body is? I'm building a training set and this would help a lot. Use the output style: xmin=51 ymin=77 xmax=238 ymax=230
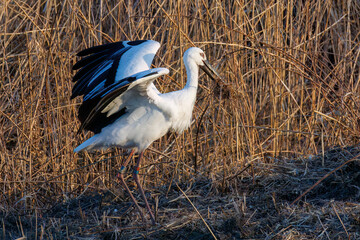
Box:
xmin=73 ymin=41 xmax=206 ymax=153
xmin=71 ymin=40 xmax=220 ymax=224
xmin=74 ymin=76 xmax=198 ymax=153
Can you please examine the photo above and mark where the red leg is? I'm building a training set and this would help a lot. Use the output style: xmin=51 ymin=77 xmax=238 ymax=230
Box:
xmin=116 ymin=149 xmax=146 ymax=222
xmin=133 ymin=151 xmax=156 ymax=225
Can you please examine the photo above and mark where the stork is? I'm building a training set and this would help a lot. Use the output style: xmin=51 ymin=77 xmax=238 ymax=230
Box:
xmin=71 ymin=40 xmax=221 ymax=224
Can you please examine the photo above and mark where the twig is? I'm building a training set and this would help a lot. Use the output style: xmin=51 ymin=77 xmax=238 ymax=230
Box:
xmin=291 ymin=153 xmax=360 ymax=205
xmin=176 ymin=182 xmax=218 ymax=240
xmin=331 ymin=202 xmax=350 ymax=239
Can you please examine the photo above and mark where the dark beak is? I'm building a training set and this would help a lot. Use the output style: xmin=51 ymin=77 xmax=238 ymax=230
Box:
xmin=200 ymin=59 xmax=222 ymax=81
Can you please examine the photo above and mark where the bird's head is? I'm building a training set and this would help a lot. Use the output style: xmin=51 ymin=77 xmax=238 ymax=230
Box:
xmin=184 ymin=47 xmax=221 ymax=81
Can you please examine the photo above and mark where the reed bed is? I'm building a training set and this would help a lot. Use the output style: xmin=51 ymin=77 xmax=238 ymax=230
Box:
xmin=1 ymin=0 xmax=360 ymax=238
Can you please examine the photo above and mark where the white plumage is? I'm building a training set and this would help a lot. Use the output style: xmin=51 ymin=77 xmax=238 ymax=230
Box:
xmin=71 ymin=40 xmax=220 ymax=224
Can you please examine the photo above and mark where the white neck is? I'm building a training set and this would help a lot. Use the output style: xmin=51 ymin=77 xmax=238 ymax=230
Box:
xmin=184 ymin=58 xmax=199 ymax=89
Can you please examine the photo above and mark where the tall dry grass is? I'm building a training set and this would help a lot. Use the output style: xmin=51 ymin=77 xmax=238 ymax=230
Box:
xmin=1 ymin=0 xmax=359 ymax=216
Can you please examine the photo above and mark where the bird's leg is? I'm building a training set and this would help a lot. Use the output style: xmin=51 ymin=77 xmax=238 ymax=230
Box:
xmin=116 ymin=149 xmax=146 ymax=222
xmin=133 ymin=151 xmax=156 ymax=225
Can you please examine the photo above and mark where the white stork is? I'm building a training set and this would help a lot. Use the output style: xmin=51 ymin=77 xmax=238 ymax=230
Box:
xmin=71 ymin=40 xmax=221 ymax=224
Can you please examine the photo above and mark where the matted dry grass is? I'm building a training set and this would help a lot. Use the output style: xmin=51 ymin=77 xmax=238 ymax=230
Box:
xmin=1 ymin=0 xmax=360 ymax=239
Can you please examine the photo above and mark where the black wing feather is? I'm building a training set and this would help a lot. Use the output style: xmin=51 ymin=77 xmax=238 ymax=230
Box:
xmin=72 ymin=40 xmax=162 ymax=134
xmin=77 ymin=41 xmax=125 ymax=57
xmin=106 ymin=57 xmax=120 ymax=87
xmin=77 ymin=70 xmax=163 ymax=133
xmin=72 ymin=51 xmax=108 ymax=71
xmin=71 ymin=69 xmax=109 ymax=99
xmin=77 ymin=77 xmax=136 ymax=133
xmin=78 ymin=96 xmax=127 ymax=134
xmin=72 ymin=56 xmax=109 ymax=83
xmin=71 ymin=45 xmax=130 ymax=99
xmin=127 ymin=40 xmax=147 ymax=46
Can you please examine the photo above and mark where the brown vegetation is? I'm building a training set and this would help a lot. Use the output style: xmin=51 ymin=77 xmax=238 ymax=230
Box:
xmin=1 ymin=0 xmax=360 ymax=239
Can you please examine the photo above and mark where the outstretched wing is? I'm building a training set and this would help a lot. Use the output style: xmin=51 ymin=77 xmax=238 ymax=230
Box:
xmin=77 ymin=68 xmax=169 ymax=134
xmin=71 ymin=40 xmax=160 ymax=100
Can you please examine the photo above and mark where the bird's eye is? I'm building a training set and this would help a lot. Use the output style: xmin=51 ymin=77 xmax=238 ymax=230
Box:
xmin=200 ymin=52 xmax=205 ymax=58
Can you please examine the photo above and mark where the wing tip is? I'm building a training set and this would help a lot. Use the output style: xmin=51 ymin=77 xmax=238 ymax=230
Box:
xmin=149 ymin=40 xmax=161 ymax=52
xmin=160 ymin=68 xmax=169 ymax=75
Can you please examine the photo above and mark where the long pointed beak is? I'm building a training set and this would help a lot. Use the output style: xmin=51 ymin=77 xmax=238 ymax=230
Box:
xmin=200 ymin=59 xmax=222 ymax=81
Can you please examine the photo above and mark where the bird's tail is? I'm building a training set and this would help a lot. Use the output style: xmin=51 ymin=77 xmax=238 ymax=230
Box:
xmin=74 ymin=135 xmax=99 ymax=152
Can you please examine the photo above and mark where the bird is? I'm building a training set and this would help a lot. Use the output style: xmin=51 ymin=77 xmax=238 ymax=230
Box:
xmin=71 ymin=40 xmax=221 ymax=224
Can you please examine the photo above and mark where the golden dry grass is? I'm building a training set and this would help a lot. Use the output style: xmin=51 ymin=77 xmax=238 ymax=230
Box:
xmin=1 ymin=0 xmax=360 ymax=239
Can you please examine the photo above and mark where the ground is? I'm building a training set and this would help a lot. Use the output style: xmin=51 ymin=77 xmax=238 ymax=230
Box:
xmin=2 ymin=146 xmax=360 ymax=239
